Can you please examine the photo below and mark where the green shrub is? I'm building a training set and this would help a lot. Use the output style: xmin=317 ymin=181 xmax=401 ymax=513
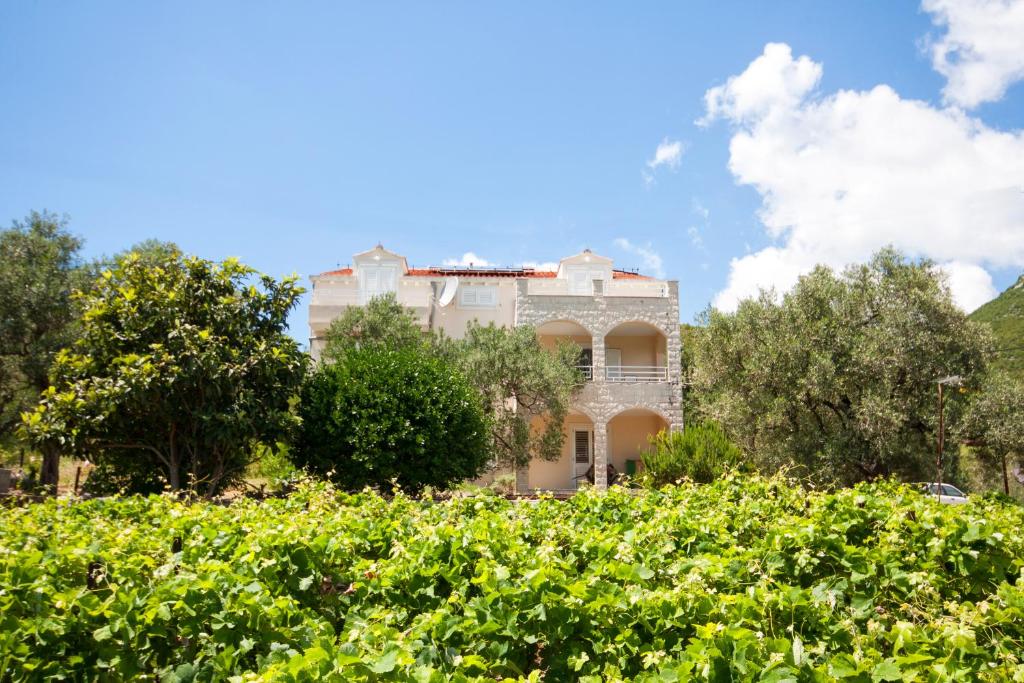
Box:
xmin=293 ymin=346 xmax=491 ymax=492
xmin=641 ymin=421 xmax=745 ymax=486
xmin=82 ymin=451 xmax=167 ymax=496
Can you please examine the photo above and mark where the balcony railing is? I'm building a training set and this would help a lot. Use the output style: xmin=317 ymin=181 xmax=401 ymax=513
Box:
xmin=605 ymin=365 xmax=668 ymax=382
xmin=576 ymin=364 xmax=593 ymax=381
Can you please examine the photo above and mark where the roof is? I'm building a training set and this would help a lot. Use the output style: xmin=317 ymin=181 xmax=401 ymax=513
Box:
xmin=315 ymin=266 xmax=654 ymax=280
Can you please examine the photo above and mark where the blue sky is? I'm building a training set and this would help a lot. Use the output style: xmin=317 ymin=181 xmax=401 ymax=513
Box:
xmin=2 ymin=2 xmax=1023 ymax=341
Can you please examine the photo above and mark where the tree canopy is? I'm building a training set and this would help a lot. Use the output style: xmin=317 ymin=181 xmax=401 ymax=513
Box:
xmin=446 ymin=322 xmax=581 ymax=469
xmin=22 ymin=252 xmax=307 ymax=496
xmin=958 ymin=370 xmax=1024 ymax=495
xmin=0 ymin=212 xmax=86 ymax=441
xmin=691 ymin=248 xmax=991 ymax=486
xmin=321 ymin=292 xmax=425 ymax=360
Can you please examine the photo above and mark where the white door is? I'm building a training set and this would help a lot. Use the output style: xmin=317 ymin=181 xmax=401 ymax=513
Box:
xmin=573 ymin=428 xmax=593 ymax=488
xmin=606 ymin=348 xmax=622 ymax=381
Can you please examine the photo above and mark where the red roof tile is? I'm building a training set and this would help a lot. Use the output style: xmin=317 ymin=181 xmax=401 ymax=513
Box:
xmin=317 ymin=266 xmax=654 ymax=280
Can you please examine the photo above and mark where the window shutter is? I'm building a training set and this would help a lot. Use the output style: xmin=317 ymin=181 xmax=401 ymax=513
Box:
xmin=574 ymin=431 xmax=591 ymax=463
xmin=569 ymin=269 xmax=590 ymax=295
xmin=477 ymin=287 xmax=496 ymax=307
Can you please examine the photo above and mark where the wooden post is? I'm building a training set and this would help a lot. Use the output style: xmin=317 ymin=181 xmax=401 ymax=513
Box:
xmin=74 ymin=466 xmax=81 ymax=496
xmin=1002 ymin=453 xmax=1010 ymax=496
xmin=936 ymin=383 xmax=944 ymax=501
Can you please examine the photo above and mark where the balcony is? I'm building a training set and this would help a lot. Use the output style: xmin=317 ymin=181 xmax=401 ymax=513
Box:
xmin=605 ymin=365 xmax=668 ymax=382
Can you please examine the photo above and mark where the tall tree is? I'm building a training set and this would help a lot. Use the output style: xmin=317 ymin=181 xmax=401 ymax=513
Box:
xmin=321 ymin=292 xmax=426 ymax=361
xmin=692 ymin=248 xmax=991 ymax=485
xmin=0 ymin=211 xmax=86 ymax=489
xmin=22 ymin=252 xmax=307 ymax=496
xmin=449 ymin=322 xmax=580 ymax=469
xmin=958 ymin=370 xmax=1024 ymax=495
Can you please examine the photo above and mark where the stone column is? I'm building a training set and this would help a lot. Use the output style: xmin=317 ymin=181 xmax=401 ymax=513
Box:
xmin=591 ymin=329 xmax=605 ymax=384
xmin=593 ymin=421 xmax=608 ymax=489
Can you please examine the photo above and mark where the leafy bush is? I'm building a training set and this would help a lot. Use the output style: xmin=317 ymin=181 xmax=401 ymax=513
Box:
xmin=641 ymin=421 xmax=744 ymax=485
xmin=293 ymin=346 xmax=491 ymax=492
xmin=82 ymin=451 xmax=167 ymax=496
xmin=2 ymin=475 xmax=1023 ymax=680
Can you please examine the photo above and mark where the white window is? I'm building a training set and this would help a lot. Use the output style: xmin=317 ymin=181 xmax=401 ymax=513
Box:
xmin=360 ymin=265 xmax=397 ymax=304
xmin=567 ymin=266 xmax=606 ymax=295
xmin=459 ymin=285 xmax=497 ymax=309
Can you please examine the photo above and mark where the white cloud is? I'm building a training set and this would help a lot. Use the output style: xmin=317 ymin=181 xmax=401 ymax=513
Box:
xmin=701 ymin=43 xmax=822 ymax=125
xmin=613 ymin=238 xmax=666 ymax=278
xmin=443 ymin=252 xmax=492 ymax=267
xmin=647 ymin=138 xmax=685 ymax=170
xmin=703 ymin=42 xmax=1024 ymax=312
xmin=937 ymin=260 xmax=998 ymax=310
xmin=923 ymin=0 xmax=1024 ymax=108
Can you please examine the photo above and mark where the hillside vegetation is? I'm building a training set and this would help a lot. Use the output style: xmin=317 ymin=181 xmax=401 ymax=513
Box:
xmin=971 ymin=273 xmax=1024 ymax=378
xmin=3 ymin=477 xmax=1023 ymax=681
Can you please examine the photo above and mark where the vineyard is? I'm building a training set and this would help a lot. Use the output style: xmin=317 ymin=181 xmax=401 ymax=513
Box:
xmin=2 ymin=476 xmax=1023 ymax=681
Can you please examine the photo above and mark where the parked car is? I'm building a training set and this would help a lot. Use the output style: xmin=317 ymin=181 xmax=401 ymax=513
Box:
xmin=916 ymin=482 xmax=969 ymax=504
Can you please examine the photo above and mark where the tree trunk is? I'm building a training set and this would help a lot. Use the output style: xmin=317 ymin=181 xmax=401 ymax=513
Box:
xmin=167 ymin=457 xmax=181 ymax=492
xmin=1001 ymin=453 xmax=1010 ymax=496
xmin=40 ymin=444 xmax=60 ymax=496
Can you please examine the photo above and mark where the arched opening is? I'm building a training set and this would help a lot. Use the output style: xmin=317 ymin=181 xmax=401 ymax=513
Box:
xmin=527 ymin=409 xmax=595 ymax=491
xmin=607 ymin=408 xmax=670 ymax=480
xmin=536 ymin=320 xmax=594 ymax=380
xmin=603 ymin=321 xmax=668 ymax=382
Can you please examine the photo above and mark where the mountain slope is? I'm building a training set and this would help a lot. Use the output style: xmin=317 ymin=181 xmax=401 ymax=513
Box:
xmin=970 ymin=274 xmax=1024 ymax=378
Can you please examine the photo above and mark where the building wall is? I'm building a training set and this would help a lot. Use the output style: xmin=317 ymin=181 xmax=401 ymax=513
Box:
xmin=608 ymin=413 xmax=665 ymax=474
xmin=603 ymin=333 xmax=665 ymax=367
xmin=527 ymin=413 xmax=593 ymax=490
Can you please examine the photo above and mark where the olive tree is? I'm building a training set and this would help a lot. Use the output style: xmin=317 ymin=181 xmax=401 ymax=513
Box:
xmin=446 ymin=322 xmax=581 ymax=469
xmin=321 ymin=292 xmax=425 ymax=360
xmin=22 ymin=252 xmax=307 ymax=496
xmin=692 ymin=248 xmax=991 ymax=485
xmin=0 ymin=211 xmax=87 ymax=489
xmin=958 ymin=370 xmax=1024 ymax=495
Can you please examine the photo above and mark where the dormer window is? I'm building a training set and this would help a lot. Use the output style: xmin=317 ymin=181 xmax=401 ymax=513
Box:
xmin=566 ymin=265 xmax=607 ymax=295
xmin=359 ymin=264 xmax=397 ymax=303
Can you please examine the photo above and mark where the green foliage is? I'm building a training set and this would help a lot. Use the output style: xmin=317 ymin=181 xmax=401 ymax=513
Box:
xmin=2 ymin=476 xmax=1024 ymax=680
xmin=958 ymin=370 xmax=1024 ymax=496
xmin=447 ymin=322 xmax=581 ymax=469
xmin=641 ymin=422 xmax=745 ymax=486
xmin=321 ymin=292 xmax=426 ymax=361
xmin=21 ymin=253 xmax=307 ymax=496
xmin=693 ymin=248 xmax=992 ymax=486
xmin=0 ymin=212 xmax=86 ymax=444
xmin=81 ymin=451 xmax=167 ymax=497
xmin=970 ymin=274 xmax=1024 ymax=379
xmin=293 ymin=346 xmax=491 ymax=492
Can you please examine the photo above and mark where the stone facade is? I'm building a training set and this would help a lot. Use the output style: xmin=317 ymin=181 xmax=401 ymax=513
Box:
xmin=515 ymin=280 xmax=683 ymax=490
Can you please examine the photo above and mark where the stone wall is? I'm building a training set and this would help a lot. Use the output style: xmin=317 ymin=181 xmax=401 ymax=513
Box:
xmin=514 ymin=280 xmax=683 ymax=489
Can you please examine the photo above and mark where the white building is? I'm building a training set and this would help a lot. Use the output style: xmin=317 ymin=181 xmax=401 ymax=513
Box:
xmin=309 ymin=245 xmax=683 ymax=491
